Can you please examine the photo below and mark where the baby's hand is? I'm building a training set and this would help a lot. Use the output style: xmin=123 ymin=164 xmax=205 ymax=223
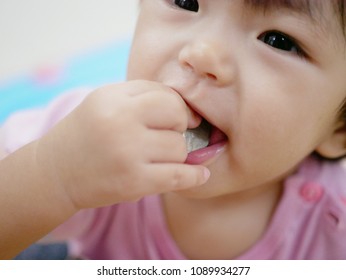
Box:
xmin=35 ymin=81 xmax=209 ymax=210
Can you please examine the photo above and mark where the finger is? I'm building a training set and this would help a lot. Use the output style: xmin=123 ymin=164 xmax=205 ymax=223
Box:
xmin=121 ymin=80 xmax=175 ymax=97
xmin=145 ymin=130 xmax=187 ymax=163
xmin=144 ymin=163 xmax=210 ymax=193
xmin=135 ymin=90 xmax=188 ymax=132
xmin=101 ymin=80 xmax=173 ymax=97
xmin=186 ymin=104 xmax=203 ymax=128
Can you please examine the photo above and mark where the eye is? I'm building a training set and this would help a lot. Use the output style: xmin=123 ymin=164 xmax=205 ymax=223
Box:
xmin=174 ymin=0 xmax=199 ymax=12
xmin=258 ymin=31 xmax=305 ymax=57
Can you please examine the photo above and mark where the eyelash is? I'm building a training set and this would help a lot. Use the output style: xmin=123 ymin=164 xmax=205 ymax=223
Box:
xmin=258 ymin=31 xmax=306 ymax=58
xmin=169 ymin=2 xmax=307 ymax=59
xmin=172 ymin=0 xmax=199 ymax=12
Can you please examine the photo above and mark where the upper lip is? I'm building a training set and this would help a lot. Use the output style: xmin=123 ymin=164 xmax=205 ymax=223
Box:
xmin=169 ymin=85 xmax=208 ymax=128
xmin=170 ymin=85 xmax=227 ymax=141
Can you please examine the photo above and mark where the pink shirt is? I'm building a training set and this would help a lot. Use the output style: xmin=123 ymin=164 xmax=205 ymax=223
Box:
xmin=2 ymin=89 xmax=346 ymax=259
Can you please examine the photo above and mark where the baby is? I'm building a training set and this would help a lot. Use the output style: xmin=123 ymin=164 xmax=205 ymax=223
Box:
xmin=1 ymin=0 xmax=346 ymax=259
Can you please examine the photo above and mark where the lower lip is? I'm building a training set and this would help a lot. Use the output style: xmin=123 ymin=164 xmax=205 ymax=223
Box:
xmin=185 ymin=141 xmax=227 ymax=165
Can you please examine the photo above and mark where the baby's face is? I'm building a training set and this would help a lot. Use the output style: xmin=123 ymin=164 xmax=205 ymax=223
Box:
xmin=127 ymin=0 xmax=346 ymax=198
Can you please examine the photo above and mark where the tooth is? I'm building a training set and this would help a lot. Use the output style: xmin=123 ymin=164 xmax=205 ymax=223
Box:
xmin=183 ymin=121 xmax=211 ymax=153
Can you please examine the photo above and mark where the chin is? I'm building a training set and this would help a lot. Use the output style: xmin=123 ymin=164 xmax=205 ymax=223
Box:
xmin=173 ymin=182 xmax=227 ymax=200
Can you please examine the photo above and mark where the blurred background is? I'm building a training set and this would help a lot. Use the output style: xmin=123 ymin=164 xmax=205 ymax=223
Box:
xmin=0 ymin=0 xmax=138 ymax=80
xmin=0 ymin=0 xmax=138 ymax=123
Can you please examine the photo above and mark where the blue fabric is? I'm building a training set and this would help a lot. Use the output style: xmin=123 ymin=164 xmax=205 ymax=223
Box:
xmin=14 ymin=243 xmax=69 ymax=260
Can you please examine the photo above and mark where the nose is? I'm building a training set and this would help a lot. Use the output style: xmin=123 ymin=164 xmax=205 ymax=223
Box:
xmin=178 ymin=40 xmax=234 ymax=86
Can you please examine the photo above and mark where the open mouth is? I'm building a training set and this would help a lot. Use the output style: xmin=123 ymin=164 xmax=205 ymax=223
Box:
xmin=183 ymin=119 xmax=227 ymax=153
xmin=183 ymin=119 xmax=211 ymax=153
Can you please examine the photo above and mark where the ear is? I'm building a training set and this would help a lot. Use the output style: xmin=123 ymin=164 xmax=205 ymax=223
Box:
xmin=315 ymin=120 xmax=346 ymax=159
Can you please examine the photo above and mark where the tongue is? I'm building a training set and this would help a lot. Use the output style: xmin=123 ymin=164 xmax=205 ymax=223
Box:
xmin=183 ymin=120 xmax=211 ymax=153
xmin=209 ymin=126 xmax=227 ymax=145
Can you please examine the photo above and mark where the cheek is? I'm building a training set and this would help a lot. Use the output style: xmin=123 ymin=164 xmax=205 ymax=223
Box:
xmin=231 ymin=100 xmax=320 ymax=178
xmin=127 ymin=13 xmax=174 ymax=81
xmin=127 ymin=9 xmax=182 ymax=81
xmin=127 ymin=34 xmax=167 ymax=81
xmin=127 ymin=38 xmax=150 ymax=80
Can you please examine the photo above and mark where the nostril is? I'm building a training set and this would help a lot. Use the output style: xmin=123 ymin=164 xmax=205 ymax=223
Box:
xmin=181 ymin=61 xmax=217 ymax=81
xmin=206 ymin=73 xmax=217 ymax=80
xmin=181 ymin=61 xmax=193 ymax=71
xmin=180 ymin=52 xmax=218 ymax=80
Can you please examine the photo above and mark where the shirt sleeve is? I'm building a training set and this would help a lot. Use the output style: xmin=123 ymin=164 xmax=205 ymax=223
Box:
xmin=1 ymin=88 xmax=95 ymax=242
xmin=1 ymin=88 xmax=91 ymax=156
